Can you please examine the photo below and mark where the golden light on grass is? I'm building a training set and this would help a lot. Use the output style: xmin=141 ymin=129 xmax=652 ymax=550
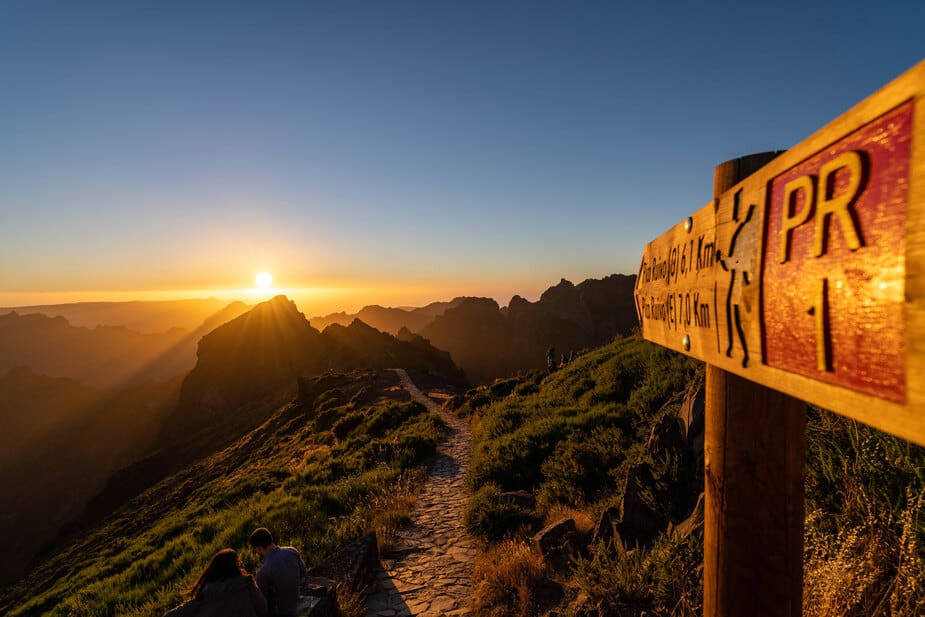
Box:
xmin=255 ymin=272 xmax=273 ymax=289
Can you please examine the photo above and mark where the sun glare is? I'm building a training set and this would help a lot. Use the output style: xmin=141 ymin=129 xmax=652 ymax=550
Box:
xmin=255 ymin=272 xmax=273 ymax=289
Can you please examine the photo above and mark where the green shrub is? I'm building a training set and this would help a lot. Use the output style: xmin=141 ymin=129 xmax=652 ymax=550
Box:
xmin=468 ymin=391 xmax=491 ymax=410
xmin=572 ymin=531 xmax=703 ymax=613
xmin=489 ymin=377 xmax=521 ymax=399
xmin=514 ymin=381 xmax=538 ymax=396
xmin=539 ymin=426 xmax=628 ymax=506
xmin=464 ymin=484 xmax=535 ymax=543
xmin=332 ymin=410 xmax=365 ymax=439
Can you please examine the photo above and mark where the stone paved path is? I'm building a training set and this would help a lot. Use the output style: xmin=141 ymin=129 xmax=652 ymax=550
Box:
xmin=364 ymin=369 xmax=476 ymax=617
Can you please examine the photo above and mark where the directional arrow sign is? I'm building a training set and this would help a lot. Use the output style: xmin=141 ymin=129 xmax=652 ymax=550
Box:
xmin=635 ymin=60 xmax=925 ymax=445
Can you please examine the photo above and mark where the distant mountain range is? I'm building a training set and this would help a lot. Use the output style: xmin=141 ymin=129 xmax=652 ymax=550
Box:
xmin=1 ymin=275 xmax=637 ymax=389
xmin=0 ymin=301 xmax=250 ymax=388
xmin=421 ymin=275 xmax=638 ymax=383
xmin=0 ymin=298 xmax=249 ymax=333
xmin=314 ymin=275 xmax=639 ymax=383
xmin=309 ymin=298 xmax=466 ymax=334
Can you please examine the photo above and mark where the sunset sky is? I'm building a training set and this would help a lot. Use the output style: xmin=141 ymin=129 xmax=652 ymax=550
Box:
xmin=2 ymin=2 xmax=923 ymax=315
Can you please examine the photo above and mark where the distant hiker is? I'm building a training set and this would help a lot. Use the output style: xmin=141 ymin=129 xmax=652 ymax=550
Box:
xmin=162 ymin=548 xmax=267 ymax=617
xmin=250 ymin=527 xmax=308 ymax=617
xmin=568 ymin=350 xmax=575 ymax=363
xmin=546 ymin=347 xmax=556 ymax=372
xmin=559 ymin=353 xmax=568 ymax=368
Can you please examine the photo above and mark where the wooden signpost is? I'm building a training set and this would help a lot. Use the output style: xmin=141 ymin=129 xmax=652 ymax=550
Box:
xmin=635 ymin=59 xmax=925 ymax=616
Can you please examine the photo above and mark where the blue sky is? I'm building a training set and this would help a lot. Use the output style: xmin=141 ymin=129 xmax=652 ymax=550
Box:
xmin=1 ymin=1 xmax=923 ymax=313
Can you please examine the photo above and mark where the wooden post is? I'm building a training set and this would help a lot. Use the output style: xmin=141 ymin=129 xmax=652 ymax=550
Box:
xmin=703 ymin=152 xmax=807 ymax=617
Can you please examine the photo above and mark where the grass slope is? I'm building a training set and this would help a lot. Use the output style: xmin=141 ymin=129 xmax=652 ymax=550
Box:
xmin=460 ymin=335 xmax=925 ymax=616
xmin=2 ymin=369 xmax=445 ymax=617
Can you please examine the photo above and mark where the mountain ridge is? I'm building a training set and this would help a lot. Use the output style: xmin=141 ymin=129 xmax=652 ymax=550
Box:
xmin=0 ymin=298 xmax=250 ymax=333
xmin=0 ymin=300 xmax=251 ymax=389
xmin=422 ymin=274 xmax=638 ymax=382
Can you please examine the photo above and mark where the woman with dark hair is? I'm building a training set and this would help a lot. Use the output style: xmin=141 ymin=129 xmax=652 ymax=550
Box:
xmin=163 ymin=548 xmax=267 ymax=617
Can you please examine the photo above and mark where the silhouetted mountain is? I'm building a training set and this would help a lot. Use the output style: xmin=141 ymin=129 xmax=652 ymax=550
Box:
xmin=320 ymin=319 xmax=465 ymax=384
xmin=164 ymin=296 xmax=466 ymax=443
xmin=537 ymin=275 xmax=639 ymax=342
xmin=0 ymin=300 xmax=250 ymax=389
xmin=164 ymin=295 xmax=327 ymax=441
xmin=310 ymin=298 xmax=466 ymax=335
xmin=0 ymin=312 xmax=189 ymax=388
xmin=420 ymin=274 xmax=638 ymax=383
xmin=0 ymin=298 xmax=249 ymax=333
xmin=0 ymin=368 xmax=179 ymax=580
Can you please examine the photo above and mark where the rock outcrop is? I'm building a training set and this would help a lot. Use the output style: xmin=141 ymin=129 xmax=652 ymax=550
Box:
xmin=591 ymin=368 xmax=706 ymax=553
xmin=533 ymin=517 xmax=578 ymax=570
xmin=421 ymin=275 xmax=639 ymax=383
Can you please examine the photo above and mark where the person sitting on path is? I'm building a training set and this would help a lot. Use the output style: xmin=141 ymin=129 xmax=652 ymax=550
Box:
xmin=162 ymin=548 xmax=267 ymax=617
xmin=250 ymin=527 xmax=308 ymax=617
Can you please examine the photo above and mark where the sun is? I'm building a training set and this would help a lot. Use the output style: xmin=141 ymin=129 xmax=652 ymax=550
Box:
xmin=255 ymin=272 xmax=273 ymax=289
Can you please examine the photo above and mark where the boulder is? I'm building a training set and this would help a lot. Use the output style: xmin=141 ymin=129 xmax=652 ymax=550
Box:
xmin=672 ymin=492 xmax=705 ymax=539
xmin=308 ymin=531 xmax=379 ymax=587
xmin=590 ymin=505 xmax=620 ymax=546
xmin=302 ymin=577 xmax=337 ymax=617
xmin=500 ymin=490 xmax=536 ymax=510
xmin=615 ymin=464 xmax=660 ymax=549
xmin=645 ymin=415 xmax=685 ymax=458
xmin=532 ymin=517 xmax=577 ymax=569
xmin=678 ymin=372 xmax=705 ymax=445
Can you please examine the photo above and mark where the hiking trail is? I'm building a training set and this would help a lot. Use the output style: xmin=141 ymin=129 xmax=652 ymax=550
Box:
xmin=364 ymin=369 xmax=476 ymax=617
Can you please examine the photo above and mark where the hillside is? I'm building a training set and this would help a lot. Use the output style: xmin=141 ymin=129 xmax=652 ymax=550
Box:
xmin=76 ymin=296 xmax=466 ymax=539
xmin=0 ymin=369 xmax=447 ymax=616
xmin=456 ymin=336 xmax=925 ymax=616
xmin=0 ymin=368 xmax=180 ymax=582
xmin=6 ymin=322 xmax=920 ymax=616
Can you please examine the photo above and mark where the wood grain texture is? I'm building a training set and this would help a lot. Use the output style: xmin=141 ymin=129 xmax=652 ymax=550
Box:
xmin=635 ymin=59 xmax=925 ymax=446
xmin=704 ymin=366 xmax=805 ymax=617
xmin=703 ymin=155 xmax=806 ymax=617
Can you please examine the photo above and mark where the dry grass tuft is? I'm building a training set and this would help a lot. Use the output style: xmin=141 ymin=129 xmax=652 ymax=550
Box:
xmin=473 ymin=539 xmax=547 ymax=617
xmin=889 ymin=489 xmax=925 ymax=615
xmin=335 ymin=582 xmax=368 ymax=617
xmin=803 ymin=513 xmax=892 ymax=617
xmin=365 ymin=469 xmax=422 ymax=553
xmin=803 ymin=486 xmax=925 ymax=617
xmin=543 ymin=504 xmax=595 ymax=536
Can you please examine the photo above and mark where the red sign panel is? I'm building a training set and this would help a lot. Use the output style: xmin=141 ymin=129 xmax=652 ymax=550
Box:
xmin=761 ymin=102 xmax=913 ymax=402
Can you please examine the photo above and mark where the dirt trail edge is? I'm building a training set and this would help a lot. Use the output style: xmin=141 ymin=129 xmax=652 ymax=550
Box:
xmin=364 ymin=369 xmax=476 ymax=617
